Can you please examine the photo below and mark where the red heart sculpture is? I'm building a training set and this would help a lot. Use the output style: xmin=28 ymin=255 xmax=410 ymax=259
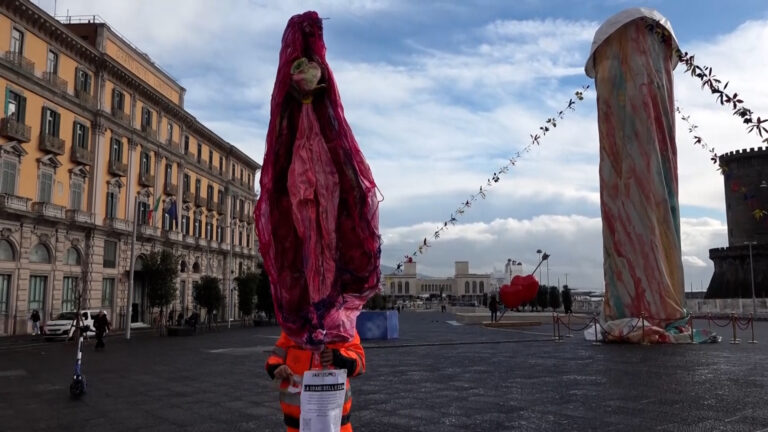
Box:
xmin=500 ymin=275 xmax=539 ymax=309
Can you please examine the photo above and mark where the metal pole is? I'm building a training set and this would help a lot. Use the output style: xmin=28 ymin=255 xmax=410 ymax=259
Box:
xmin=126 ymin=195 xmax=138 ymax=340
xmin=546 ymin=259 xmax=550 ymax=286
xmin=747 ymin=241 xmax=757 ymax=316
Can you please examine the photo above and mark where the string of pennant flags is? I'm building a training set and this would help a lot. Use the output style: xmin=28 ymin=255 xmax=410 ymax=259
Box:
xmin=393 ymin=85 xmax=591 ymax=272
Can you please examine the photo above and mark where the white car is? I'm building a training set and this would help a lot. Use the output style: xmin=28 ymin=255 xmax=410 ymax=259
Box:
xmin=43 ymin=310 xmax=100 ymax=340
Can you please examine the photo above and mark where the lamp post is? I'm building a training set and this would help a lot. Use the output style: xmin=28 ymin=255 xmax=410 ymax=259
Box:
xmin=745 ymin=241 xmax=757 ymax=316
xmin=536 ymin=249 xmax=543 ymax=282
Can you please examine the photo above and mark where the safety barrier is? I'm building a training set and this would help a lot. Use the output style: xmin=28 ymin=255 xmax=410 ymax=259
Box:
xmin=550 ymin=312 xmax=759 ymax=345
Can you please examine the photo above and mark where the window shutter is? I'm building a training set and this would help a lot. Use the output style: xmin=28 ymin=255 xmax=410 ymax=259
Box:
xmin=4 ymin=87 xmax=9 ymax=117
xmin=40 ymin=107 xmax=47 ymax=135
xmin=84 ymin=125 xmax=90 ymax=149
xmin=53 ymin=111 xmax=60 ymax=136
xmin=18 ymin=95 xmax=25 ymax=123
xmin=72 ymin=122 xmax=77 ymax=149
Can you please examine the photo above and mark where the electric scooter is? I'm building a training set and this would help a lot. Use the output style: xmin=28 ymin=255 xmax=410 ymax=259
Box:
xmin=69 ymin=324 xmax=89 ymax=398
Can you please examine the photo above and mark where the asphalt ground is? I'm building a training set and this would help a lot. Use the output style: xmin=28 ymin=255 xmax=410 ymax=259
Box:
xmin=1 ymin=311 xmax=767 ymax=432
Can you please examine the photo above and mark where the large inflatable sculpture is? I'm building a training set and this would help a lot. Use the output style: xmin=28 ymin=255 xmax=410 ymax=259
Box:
xmin=585 ymin=8 xmax=692 ymax=342
xmin=255 ymin=11 xmax=381 ymax=350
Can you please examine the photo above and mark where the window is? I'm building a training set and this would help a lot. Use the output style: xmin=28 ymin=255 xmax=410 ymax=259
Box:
xmin=167 ymin=122 xmax=173 ymax=143
xmin=237 ymin=230 xmax=242 ymax=246
xmin=205 ymin=221 xmax=213 ymax=240
xmin=464 ymin=281 xmax=470 ymax=294
xmin=240 ymin=168 xmax=243 ymax=182
xmin=195 ymin=179 xmax=201 ymax=198
xmin=479 ymin=281 xmax=484 ymax=294
xmin=73 ymin=122 xmax=89 ymax=149
xmin=140 ymin=151 xmax=150 ymax=175
xmin=179 ymin=280 xmax=186 ymax=309
xmin=193 ymin=216 xmax=201 ymax=237
xmin=165 ymin=163 xmax=173 ymax=186
xmin=101 ymin=278 xmax=114 ymax=308
xmin=10 ymin=28 xmax=23 ymax=55
xmin=405 ymin=281 xmax=410 ymax=294
xmin=46 ymin=50 xmax=58 ymax=74
xmin=62 ymin=277 xmax=78 ymax=312
xmin=248 ymin=173 xmax=251 ymax=188
xmin=138 ymin=201 xmax=149 ymax=225
xmin=112 ymin=88 xmax=124 ymax=112
xmin=75 ymin=68 xmax=91 ymax=94
xmin=0 ymin=240 xmax=13 ymax=261
xmin=216 ymin=223 xmax=222 ymax=243
xmin=106 ymin=190 xmax=118 ymax=218
xmin=180 ymin=261 xmax=187 ymax=273
xmin=397 ymin=281 xmax=402 ymax=294
xmin=231 ymin=196 xmax=235 ymax=216
xmin=1 ymin=159 xmax=17 ymax=195
xmin=206 ymin=185 xmax=213 ymax=205
xmin=231 ymin=163 xmax=235 ymax=180
xmin=0 ymin=274 xmax=9 ymax=314
xmin=181 ymin=215 xmax=189 ymax=235
xmin=183 ymin=135 xmax=189 ymax=154
xmin=70 ymin=180 xmax=83 ymax=210
xmin=246 ymin=232 xmax=251 ymax=248
xmin=5 ymin=88 xmax=26 ymax=123
xmin=196 ymin=142 xmax=202 ymax=163
xmin=219 ymin=156 xmax=223 ymax=175
xmin=163 ymin=210 xmax=171 ymax=231
xmin=141 ymin=106 xmax=153 ymax=129
xmin=41 ymin=108 xmax=60 ymax=136
xmin=28 ymin=276 xmax=46 ymax=313
xmin=37 ymin=171 xmax=53 ymax=203
xmin=103 ymin=240 xmax=117 ymax=268
xmin=109 ymin=137 xmax=122 ymax=163
xmin=472 ymin=281 xmax=477 ymax=294
xmin=208 ymin=149 xmax=213 ymax=169
xmin=183 ymin=173 xmax=190 ymax=193
xmin=64 ymin=248 xmax=80 ymax=266
xmin=389 ymin=282 xmax=394 ymax=293
xmin=218 ymin=190 xmax=224 ymax=208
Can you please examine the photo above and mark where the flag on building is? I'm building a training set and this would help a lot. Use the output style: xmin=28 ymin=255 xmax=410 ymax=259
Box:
xmin=168 ymin=200 xmax=178 ymax=229
xmin=147 ymin=195 xmax=162 ymax=224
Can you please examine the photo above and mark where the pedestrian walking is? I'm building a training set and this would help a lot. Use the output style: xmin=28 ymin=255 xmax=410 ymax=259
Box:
xmin=93 ymin=311 xmax=110 ymax=351
xmin=489 ymin=296 xmax=499 ymax=323
xmin=266 ymin=330 xmax=366 ymax=432
xmin=30 ymin=310 xmax=41 ymax=335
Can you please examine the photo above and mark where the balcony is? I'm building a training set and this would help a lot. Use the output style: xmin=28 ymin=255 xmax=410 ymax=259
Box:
xmin=164 ymin=181 xmax=177 ymax=196
xmin=165 ymin=230 xmax=182 ymax=242
xmin=238 ymin=211 xmax=248 ymax=223
xmin=234 ymin=245 xmax=243 ymax=254
xmin=111 ymin=105 xmax=130 ymax=124
xmin=182 ymin=191 xmax=194 ymax=204
xmin=41 ymin=72 xmax=67 ymax=92
xmin=139 ymin=225 xmax=159 ymax=237
xmin=168 ymin=139 xmax=181 ymax=154
xmin=75 ymin=88 xmax=95 ymax=108
xmin=139 ymin=172 xmax=155 ymax=188
xmin=39 ymin=133 xmax=65 ymax=155
xmin=0 ymin=194 xmax=29 ymax=211
xmin=140 ymin=123 xmax=157 ymax=140
xmin=108 ymin=159 xmax=127 ymax=177
xmin=183 ymin=234 xmax=196 ymax=245
xmin=65 ymin=209 xmax=94 ymax=224
xmin=103 ymin=217 xmax=131 ymax=232
xmin=3 ymin=51 xmax=34 ymax=74
xmin=216 ymin=201 xmax=226 ymax=215
xmin=0 ymin=117 xmax=31 ymax=142
xmin=71 ymin=145 xmax=93 ymax=165
xmin=31 ymin=202 xmax=65 ymax=219
xmin=195 ymin=194 xmax=205 ymax=208
xmin=206 ymin=199 xmax=216 ymax=212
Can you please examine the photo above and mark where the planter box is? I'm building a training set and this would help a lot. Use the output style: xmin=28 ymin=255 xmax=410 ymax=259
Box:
xmin=356 ymin=310 xmax=398 ymax=340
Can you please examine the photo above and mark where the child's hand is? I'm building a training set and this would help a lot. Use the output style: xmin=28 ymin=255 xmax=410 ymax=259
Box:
xmin=274 ymin=365 xmax=293 ymax=380
xmin=320 ymin=348 xmax=333 ymax=366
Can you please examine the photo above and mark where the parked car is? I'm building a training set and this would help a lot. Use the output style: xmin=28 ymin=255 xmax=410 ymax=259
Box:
xmin=43 ymin=310 xmax=100 ymax=341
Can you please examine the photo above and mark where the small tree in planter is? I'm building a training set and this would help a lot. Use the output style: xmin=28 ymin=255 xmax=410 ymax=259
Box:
xmin=236 ymin=272 xmax=258 ymax=325
xmin=193 ymin=276 xmax=224 ymax=329
xmin=536 ymin=285 xmax=549 ymax=311
xmin=548 ymin=286 xmax=562 ymax=311
xmin=143 ymin=249 xmax=180 ymax=333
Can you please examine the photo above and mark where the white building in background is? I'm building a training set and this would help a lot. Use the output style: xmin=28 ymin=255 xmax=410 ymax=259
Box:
xmin=382 ymin=261 xmax=491 ymax=302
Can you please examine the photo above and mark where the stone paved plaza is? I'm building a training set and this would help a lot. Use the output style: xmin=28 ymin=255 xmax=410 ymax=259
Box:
xmin=1 ymin=311 xmax=767 ymax=432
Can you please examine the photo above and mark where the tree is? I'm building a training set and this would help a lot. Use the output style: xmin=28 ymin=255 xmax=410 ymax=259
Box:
xmin=536 ymin=285 xmax=549 ymax=311
xmin=236 ymin=272 xmax=258 ymax=322
xmin=364 ymin=293 xmax=386 ymax=310
xmin=193 ymin=275 xmax=224 ymax=327
xmin=254 ymin=264 xmax=274 ymax=321
xmin=143 ymin=249 xmax=180 ymax=329
xmin=562 ymin=285 xmax=573 ymax=314
xmin=548 ymin=286 xmax=562 ymax=311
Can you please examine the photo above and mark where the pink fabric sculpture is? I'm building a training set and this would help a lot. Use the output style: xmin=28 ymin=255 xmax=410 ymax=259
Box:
xmin=586 ymin=8 xmax=686 ymax=333
xmin=255 ymin=11 xmax=381 ymax=350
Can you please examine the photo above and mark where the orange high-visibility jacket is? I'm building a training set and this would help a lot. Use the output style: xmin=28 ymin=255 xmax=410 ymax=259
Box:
xmin=266 ymin=331 xmax=365 ymax=432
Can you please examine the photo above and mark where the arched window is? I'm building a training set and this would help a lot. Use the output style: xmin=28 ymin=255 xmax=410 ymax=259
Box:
xmin=479 ymin=281 xmax=484 ymax=294
xmin=0 ymin=239 xmax=14 ymax=261
xmin=464 ymin=281 xmax=469 ymax=294
xmin=397 ymin=281 xmax=402 ymax=294
xmin=29 ymin=243 xmax=51 ymax=264
xmin=472 ymin=281 xmax=477 ymax=294
xmin=390 ymin=282 xmax=395 ymax=292
xmin=192 ymin=262 xmax=201 ymax=273
xmin=405 ymin=281 xmax=410 ymax=294
xmin=180 ymin=260 xmax=187 ymax=273
xmin=64 ymin=247 xmax=81 ymax=265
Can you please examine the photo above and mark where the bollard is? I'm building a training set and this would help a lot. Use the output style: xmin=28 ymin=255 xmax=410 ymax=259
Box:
xmin=552 ymin=313 xmax=557 ymax=342
xmin=748 ymin=313 xmax=758 ymax=344
xmin=730 ymin=313 xmax=740 ymax=344
xmin=640 ymin=312 xmax=646 ymax=345
xmin=592 ymin=316 xmax=601 ymax=346
xmin=566 ymin=313 xmax=573 ymax=338
xmin=555 ymin=313 xmax=564 ymax=343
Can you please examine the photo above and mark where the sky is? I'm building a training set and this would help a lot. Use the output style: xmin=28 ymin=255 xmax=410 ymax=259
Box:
xmin=37 ymin=0 xmax=768 ymax=290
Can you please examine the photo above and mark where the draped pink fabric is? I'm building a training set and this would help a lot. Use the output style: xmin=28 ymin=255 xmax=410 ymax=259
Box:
xmin=255 ymin=11 xmax=381 ymax=349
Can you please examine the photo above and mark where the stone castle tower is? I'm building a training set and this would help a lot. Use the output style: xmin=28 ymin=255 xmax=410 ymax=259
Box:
xmin=706 ymin=147 xmax=768 ymax=298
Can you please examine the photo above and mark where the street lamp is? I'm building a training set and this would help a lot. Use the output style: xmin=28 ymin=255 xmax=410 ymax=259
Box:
xmin=536 ymin=249 xmax=543 ymax=282
xmin=745 ymin=241 xmax=757 ymax=316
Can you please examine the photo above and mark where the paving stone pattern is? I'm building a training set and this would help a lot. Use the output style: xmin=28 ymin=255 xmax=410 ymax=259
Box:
xmin=1 ymin=313 xmax=767 ymax=431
